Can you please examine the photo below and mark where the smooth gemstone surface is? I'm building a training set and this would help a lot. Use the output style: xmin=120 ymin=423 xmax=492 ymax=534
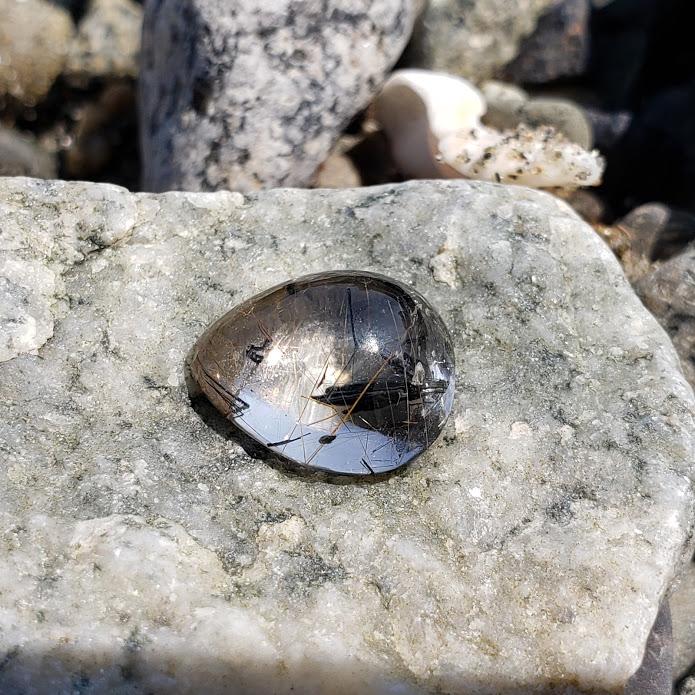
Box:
xmin=191 ymin=271 xmax=455 ymax=476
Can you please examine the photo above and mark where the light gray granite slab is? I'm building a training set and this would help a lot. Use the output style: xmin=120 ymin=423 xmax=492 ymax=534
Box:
xmin=1 ymin=177 xmax=694 ymax=694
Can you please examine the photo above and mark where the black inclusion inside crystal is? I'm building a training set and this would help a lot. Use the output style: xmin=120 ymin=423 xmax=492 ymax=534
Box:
xmin=191 ymin=271 xmax=456 ymax=477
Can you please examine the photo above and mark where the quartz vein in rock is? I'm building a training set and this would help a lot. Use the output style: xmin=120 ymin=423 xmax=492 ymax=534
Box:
xmin=0 ymin=178 xmax=694 ymax=694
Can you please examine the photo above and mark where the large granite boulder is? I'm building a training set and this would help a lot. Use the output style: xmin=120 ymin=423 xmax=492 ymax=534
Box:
xmin=0 ymin=178 xmax=694 ymax=694
xmin=139 ymin=0 xmax=417 ymax=193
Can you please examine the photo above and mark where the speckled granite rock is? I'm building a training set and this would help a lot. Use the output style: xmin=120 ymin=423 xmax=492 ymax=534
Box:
xmin=407 ymin=0 xmax=555 ymax=81
xmin=0 ymin=0 xmax=74 ymax=106
xmin=65 ymin=0 xmax=143 ymax=80
xmin=1 ymin=178 xmax=695 ymax=694
xmin=139 ymin=0 xmax=417 ymax=193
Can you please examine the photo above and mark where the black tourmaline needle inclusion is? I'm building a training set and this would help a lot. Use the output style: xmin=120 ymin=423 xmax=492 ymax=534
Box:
xmin=191 ymin=271 xmax=455 ymax=476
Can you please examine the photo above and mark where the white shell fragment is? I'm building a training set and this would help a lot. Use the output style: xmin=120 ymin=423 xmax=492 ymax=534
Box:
xmin=374 ymin=69 xmax=604 ymax=189
xmin=438 ymin=124 xmax=603 ymax=187
xmin=373 ymin=69 xmax=485 ymax=179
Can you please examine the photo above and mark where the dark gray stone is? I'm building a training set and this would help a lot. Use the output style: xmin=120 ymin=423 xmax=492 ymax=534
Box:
xmin=636 ymin=245 xmax=695 ymax=388
xmin=518 ymin=97 xmax=593 ymax=149
xmin=504 ymin=0 xmax=590 ymax=83
xmin=620 ymin=204 xmax=695 ymax=262
xmin=404 ymin=0 xmax=555 ymax=81
xmin=139 ymin=0 xmax=417 ymax=192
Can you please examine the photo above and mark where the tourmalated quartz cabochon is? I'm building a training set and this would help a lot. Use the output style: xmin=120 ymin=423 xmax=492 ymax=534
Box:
xmin=191 ymin=271 xmax=455 ymax=476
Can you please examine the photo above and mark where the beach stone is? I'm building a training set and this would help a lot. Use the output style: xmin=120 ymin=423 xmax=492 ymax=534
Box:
xmin=407 ymin=0 xmax=555 ymax=81
xmin=624 ymin=602 xmax=673 ymax=695
xmin=481 ymin=80 xmax=529 ymax=130
xmin=518 ymin=97 xmax=593 ymax=149
xmin=682 ymin=676 xmax=695 ymax=695
xmin=636 ymin=245 xmax=695 ymax=389
xmin=0 ymin=0 xmax=74 ymax=106
xmin=1 ymin=178 xmax=694 ymax=694
xmin=504 ymin=0 xmax=590 ymax=84
xmin=139 ymin=0 xmax=417 ymax=193
xmin=619 ymin=204 xmax=695 ymax=262
xmin=481 ymin=84 xmax=593 ymax=149
xmin=0 ymin=127 xmax=57 ymax=179
xmin=588 ymin=0 xmax=659 ymax=110
xmin=65 ymin=0 xmax=143 ymax=80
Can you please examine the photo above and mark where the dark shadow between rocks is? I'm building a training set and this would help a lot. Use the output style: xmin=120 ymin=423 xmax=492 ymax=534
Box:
xmin=624 ymin=600 xmax=673 ymax=695
xmin=0 ymin=640 xmax=669 ymax=695
xmin=183 ymin=347 xmax=408 ymax=487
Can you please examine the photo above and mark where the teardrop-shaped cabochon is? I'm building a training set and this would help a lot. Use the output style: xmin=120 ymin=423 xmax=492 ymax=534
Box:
xmin=191 ymin=271 xmax=455 ymax=476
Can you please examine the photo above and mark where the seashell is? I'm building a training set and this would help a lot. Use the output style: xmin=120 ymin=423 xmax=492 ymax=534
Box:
xmin=373 ymin=69 xmax=604 ymax=189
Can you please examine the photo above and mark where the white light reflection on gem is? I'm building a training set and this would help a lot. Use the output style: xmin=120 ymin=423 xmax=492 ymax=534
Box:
xmin=266 ymin=346 xmax=284 ymax=367
xmin=363 ymin=334 xmax=380 ymax=353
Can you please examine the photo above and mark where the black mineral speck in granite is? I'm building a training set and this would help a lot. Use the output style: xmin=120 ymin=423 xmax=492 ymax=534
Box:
xmin=191 ymin=271 xmax=455 ymax=477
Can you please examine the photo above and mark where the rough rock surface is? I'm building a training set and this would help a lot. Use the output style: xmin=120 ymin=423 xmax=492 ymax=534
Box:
xmin=407 ymin=0 xmax=555 ymax=81
xmin=1 ymin=178 xmax=694 ymax=694
xmin=65 ymin=0 xmax=143 ymax=80
xmin=139 ymin=0 xmax=417 ymax=193
xmin=620 ymin=204 xmax=695 ymax=263
xmin=0 ymin=0 xmax=74 ymax=105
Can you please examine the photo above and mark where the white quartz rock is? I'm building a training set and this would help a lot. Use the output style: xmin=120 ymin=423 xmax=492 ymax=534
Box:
xmin=374 ymin=69 xmax=604 ymax=188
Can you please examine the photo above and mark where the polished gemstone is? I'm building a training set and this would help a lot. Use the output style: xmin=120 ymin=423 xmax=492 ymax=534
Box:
xmin=191 ymin=271 xmax=455 ymax=476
